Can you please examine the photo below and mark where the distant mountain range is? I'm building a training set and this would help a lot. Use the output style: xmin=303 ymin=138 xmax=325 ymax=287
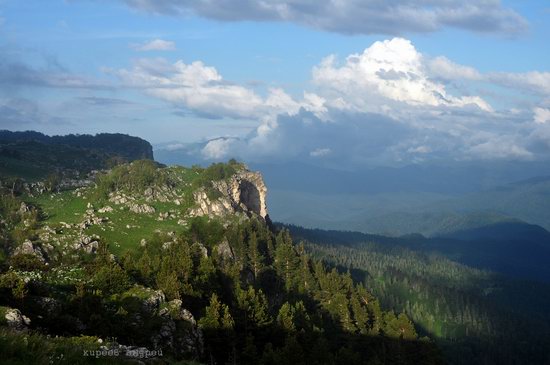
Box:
xmin=254 ymin=163 xmax=550 ymax=234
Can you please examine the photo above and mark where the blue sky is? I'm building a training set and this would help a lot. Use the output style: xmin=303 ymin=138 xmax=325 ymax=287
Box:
xmin=1 ymin=0 xmax=549 ymax=167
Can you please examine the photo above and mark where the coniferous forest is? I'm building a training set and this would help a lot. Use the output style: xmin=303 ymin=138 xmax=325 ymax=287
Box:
xmin=287 ymin=225 xmax=550 ymax=365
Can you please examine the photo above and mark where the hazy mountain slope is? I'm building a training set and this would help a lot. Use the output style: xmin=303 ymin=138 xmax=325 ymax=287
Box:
xmin=429 ymin=176 xmax=550 ymax=231
xmin=267 ymin=173 xmax=550 ymax=235
xmin=0 ymin=130 xmax=154 ymax=162
xmin=294 ymin=227 xmax=550 ymax=365
xmin=283 ymin=221 xmax=550 ymax=283
xmin=0 ymin=140 xmax=116 ymax=181
xmin=0 ymin=132 xmax=154 ymax=181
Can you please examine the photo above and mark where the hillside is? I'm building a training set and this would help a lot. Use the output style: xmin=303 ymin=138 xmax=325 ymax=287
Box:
xmin=0 ymin=130 xmax=154 ymax=162
xmin=0 ymin=131 xmax=153 ymax=182
xmin=0 ymin=158 xmax=442 ymax=364
xmin=283 ymin=219 xmax=550 ymax=283
xmin=286 ymin=225 xmax=550 ymax=365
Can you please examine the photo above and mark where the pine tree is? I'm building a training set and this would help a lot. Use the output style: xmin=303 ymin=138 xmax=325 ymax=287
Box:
xmin=274 ymin=235 xmax=300 ymax=292
xmin=196 ymin=255 xmax=217 ymax=295
xmin=199 ymin=293 xmax=224 ymax=329
xmin=156 ymin=267 xmax=181 ymax=300
xmin=199 ymin=294 xmax=235 ymax=364
xmin=248 ymin=232 xmax=264 ymax=281
xmin=277 ymin=302 xmax=296 ymax=333
xmin=137 ymin=248 xmax=152 ymax=281
xmin=237 ymin=286 xmax=272 ymax=333
xmin=12 ymin=279 xmax=27 ymax=303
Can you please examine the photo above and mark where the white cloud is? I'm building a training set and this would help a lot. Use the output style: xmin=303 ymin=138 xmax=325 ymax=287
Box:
xmin=131 ymin=39 xmax=176 ymax=51
xmin=202 ymin=138 xmax=238 ymax=159
xmin=489 ymin=71 xmax=550 ymax=96
xmin=120 ymin=0 xmax=527 ymax=36
xmin=467 ymin=136 xmax=533 ymax=160
xmin=428 ymin=56 xmax=482 ymax=81
xmin=112 ymin=58 xmax=325 ymax=120
xmin=407 ymin=145 xmax=432 ymax=154
xmin=164 ymin=143 xmax=186 ymax=151
xmin=312 ymin=38 xmax=492 ymax=112
xmin=534 ymin=108 xmax=550 ymax=124
xmin=103 ymin=37 xmax=549 ymax=165
xmin=310 ymin=148 xmax=331 ymax=157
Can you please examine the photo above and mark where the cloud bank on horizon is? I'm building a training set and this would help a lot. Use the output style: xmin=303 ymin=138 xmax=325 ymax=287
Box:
xmin=115 ymin=38 xmax=547 ymax=165
xmin=0 ymin=0 xmax=549 ymax=167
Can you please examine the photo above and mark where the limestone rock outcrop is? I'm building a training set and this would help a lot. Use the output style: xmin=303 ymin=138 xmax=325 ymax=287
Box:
xmin=13 ymin=240 xmax=46 ymax=262
xmin=4 ymin=308 xmax=31 ymax=331
xmin=189 ymin=169 xmax=268 ymax=220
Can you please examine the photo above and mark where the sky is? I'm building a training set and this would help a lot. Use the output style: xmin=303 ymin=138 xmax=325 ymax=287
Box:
xmin=0 ymin=0 xmax=549 ymax=168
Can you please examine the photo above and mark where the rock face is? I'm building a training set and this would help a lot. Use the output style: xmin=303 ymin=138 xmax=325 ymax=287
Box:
xmin=142 ymin=289 xmax=166 ymax=313
xmin=215 ymin=238 xmax=235 ymax=264
xmin=129 ymin=203 xmax=156 ymax=214
xmin=13 ymin=240 xmax=46 ymax=262
xmin=4 ymin=308 xmax=31 ymax=331
xmin=153 ymin=299 xmax=204 ymax=357
xmin=190 ymin=169 xmax=268 ymax=220
xmin=72 ymin=235 xmax=99 ymax=254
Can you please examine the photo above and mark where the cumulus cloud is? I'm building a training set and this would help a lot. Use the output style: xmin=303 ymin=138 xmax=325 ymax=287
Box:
xmin=199 ymin=105 xmax=537 ymax=166
xmin=534 ymin=107 xmax=550 ymax=124
xmin=5 ymin=34 xmax=547 ymax=166
xmin=182 ymin=38 xmax=550 ymax=165
xmin=217 ymin=109 xmax=415 ymax=165
xmin=428 ymin=56 xmax=482 ymax=81
xmin=111 ymin=57 xmax=324 ymax=120
xmin=120 ymin=0 xmax=527 ymax=36
xmin=202 ymin=137 xmax=239 ymax=159
xmin=131 ymin=39 xmax=176 ymax=51
xmin=312 ymin=38 xmax=492 ymax=112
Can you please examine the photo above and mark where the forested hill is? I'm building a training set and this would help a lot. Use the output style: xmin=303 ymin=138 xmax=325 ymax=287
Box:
xmin=0 ymin=158 xmax=443 ymax=364
xmin=0 ymin=131 xmax=154 ymax=181
xmin=0 ymin=130 xmax=153 ymax=161
xmin=285 ymin=224 xmax=550 ymax=365
xmin=283 ymin=221 xmax=550 ymax=283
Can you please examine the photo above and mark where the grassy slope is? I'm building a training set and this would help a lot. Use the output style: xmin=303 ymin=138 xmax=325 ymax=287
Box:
xmin=24 ymin=164 xmax=240 ymax=256
xmin=0 ymin=141 xmax=113 ymax=181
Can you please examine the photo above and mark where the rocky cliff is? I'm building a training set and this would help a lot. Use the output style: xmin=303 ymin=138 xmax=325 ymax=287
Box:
xmin=190 ymin=169 xmax=268 ymax=220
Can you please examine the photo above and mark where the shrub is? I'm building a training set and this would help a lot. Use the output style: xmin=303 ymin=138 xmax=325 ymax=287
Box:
xmin=9 ymin=254 xmax=46 ymax=272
